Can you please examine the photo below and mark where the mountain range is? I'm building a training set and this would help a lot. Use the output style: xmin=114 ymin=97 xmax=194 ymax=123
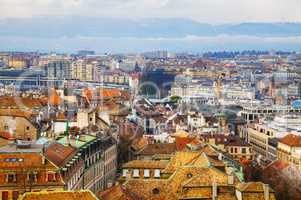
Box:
xmin=0 ymin=17 xmax=301 ymax=52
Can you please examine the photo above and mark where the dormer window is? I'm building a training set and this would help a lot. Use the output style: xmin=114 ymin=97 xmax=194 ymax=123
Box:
xmin=133 ymin=169 xmax=139 ymax=178
xmin=187 ymin=173 xmax=193 ymax=178
xmin=27 ymin=172 xmax=37 ymax=182
xmin=154 ymin=169 xmax=160 ymax=178
xmin=122 ymin=169 xmax=128 ymax=177
xmin=144 ymin=169 xmax=150 ymax=178
xmin=46 ymin=172 xmax=56 ymax=182
xmin=7 ymin=173 xmax=16 ymax=183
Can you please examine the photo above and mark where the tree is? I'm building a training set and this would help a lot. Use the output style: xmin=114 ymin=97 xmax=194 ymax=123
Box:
xmin=170 ymin=96 xmax=181 ymax=103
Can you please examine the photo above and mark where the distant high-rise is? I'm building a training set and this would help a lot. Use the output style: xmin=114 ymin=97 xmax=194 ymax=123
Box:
xmin=77 ymin=50 xmax=95 ymax=57
xmin=45 ymin=60 xmax=71 ymax=79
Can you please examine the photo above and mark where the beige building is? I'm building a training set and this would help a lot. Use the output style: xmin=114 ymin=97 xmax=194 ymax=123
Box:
xmin=0 ymin=109 xmax=39 ymax=141
xmin=8 ymin=56 xmax=28 ymax=69
xmin=71 ymin=60 xmax=100 ymax=82
xmin=246 ymin=115 xmax=301 ymax=161
xmin=247 ymin=123 xmax=274 ymax=159
xmin=277 ymin=134 xmax=301 ymax=170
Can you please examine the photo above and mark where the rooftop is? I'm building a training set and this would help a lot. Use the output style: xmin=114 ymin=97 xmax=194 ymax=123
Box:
xmin=20 ymin=190 xmax=98 ymax=200
xmin=279 ymin=133 xmax=301 ymax=147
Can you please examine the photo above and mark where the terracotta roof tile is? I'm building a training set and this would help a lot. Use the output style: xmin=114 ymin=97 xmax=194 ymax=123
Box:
xmin=20 ymin=190 xmax=98 ymax=200
xmin=123 ymin=160 xmax=168 ymax=169
xmin=0 ymin=96 xmax=43 ymax=109
xmin=99 ymin=185 xmax=134 ymax=200
xmin=137 ymin=143 xmax=177 ymax=156
xmin=279 ymin=133 xmax=301 ymax=147
xmin=45 ymin=142 xmax=77 ymax=168
xmin=0 ymin=108 xmax=37 ymax=119
xmin=49 ymin=88 xmax=62 ymax=106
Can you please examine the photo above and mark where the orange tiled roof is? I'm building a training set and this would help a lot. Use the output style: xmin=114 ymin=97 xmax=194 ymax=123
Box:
xmin=20 ymin=190 xmax=98 ymax=200
xmin=131 ymin=137 xmax=149 ymax=151
xmin=0 ymin=96 xmax=43 ymax=109
xmin=123 ymin=160 xmax=168 ymax=169
xmin=83 ymin=88 xmax=94 ymax=101
xmin=181 ymin=167 xmax=233 ymax=187
xmin=175 ymin=136 xmax=196 ymax=151
xmin=125 ymin=179 xmax=173 ymax=200
xmin=163 ymin=151 xmax=203 ymax=174
xmin=0 ymin=108 xmax=37 ymax=119
xmin=45 ymin=142 xmax=77 ymax=168
xmin=0 ymin=152 xmax=64 ymax=187
xmin=49 ymin=88 xmax=62 ymax=106
xmin=0 ymin=131 xmax=15 ymax=140
xmin=0 ymin=152 xmax=54 ymax=169
xmin=99 ymin=185 xmax=134 ymax=200
xmin=137 ymin=143 xmax=177 ymax=156
xmin=236 ymin=182 xmax=273 ymax=192
xmin=98 ymin=88 xmax=121 ymax=99
xmin=279 ymin=133 xmax=301 ymax=147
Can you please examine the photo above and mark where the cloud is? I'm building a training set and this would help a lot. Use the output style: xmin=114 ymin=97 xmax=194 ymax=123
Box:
xmin=0 ymin=0 xmax=300 ymax=23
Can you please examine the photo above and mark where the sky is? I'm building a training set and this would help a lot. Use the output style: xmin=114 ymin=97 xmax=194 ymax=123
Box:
xmin=0 ymin=0 xmax=301 ymax=53
xmin=1 ymin=0 xmax=300 ymax=23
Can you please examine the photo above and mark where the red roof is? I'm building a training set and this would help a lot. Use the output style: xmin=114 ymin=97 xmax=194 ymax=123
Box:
xmin=0 ymin=131 xmax=15 ymax=140
xmin=49 ymin=88 xmax=62 ymax=106
xmin=175 ymin=137 xmax=196 ymax=151
xmin=279 ymin=134 xmax=301 ymax=147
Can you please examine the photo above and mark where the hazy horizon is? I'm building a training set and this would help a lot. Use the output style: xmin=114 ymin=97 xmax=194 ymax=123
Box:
xmin=1 ymin=0 xmax=301 ymax=53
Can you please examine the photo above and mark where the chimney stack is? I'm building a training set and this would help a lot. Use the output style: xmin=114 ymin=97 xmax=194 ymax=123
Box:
xmin=212 ymin=181 xmax=217 ymax=200
xmin=227 ymin=175 xmax=234 ymax=185
xmin=263 ymin=184 xmax=270 ymax=200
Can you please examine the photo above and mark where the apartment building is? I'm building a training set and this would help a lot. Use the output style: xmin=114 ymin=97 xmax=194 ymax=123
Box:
xmin=54 ymin=134 xmax=117 ymax=194
xmin=277 ymin=134 xmax=301 ymax=170
xmin=0 ymin=151 xmax=64 ymax=200
xmin=246 ymin=114 xmax=301 ymax=162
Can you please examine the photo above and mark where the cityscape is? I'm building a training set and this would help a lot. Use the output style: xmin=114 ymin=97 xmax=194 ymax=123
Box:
xmin=0 ymin=1 xmax=301 ymax=200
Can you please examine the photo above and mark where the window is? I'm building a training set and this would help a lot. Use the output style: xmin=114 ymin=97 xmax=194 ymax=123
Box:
xmin=144 ymin=169 xmax=150 ymax=178
xmin=7 ymin=173 xmax=16 ymax=183
xmin=2 ymin=191 xmax=8 ymax=200
xmin=12 ymin=191 xmax=19 ymax=200
xmin=187 ymin=173 xmax=193 ymax=178
xmin=47 ymin=173 xmax=56 ymax=182
xmin=26 ymin=126 xmax=30 ymax=131
xmin=154 ymin=169 xmax=160 ymax=178
xmin=152 ymin=188 xmax=160 ymax=195
xmin=122 ymin=169 xmax=128 ymax=177
xmin=28 ymin=172 xmax=37 ymax=182
xmin=133 ymin=169 xmax=139 ymax=178
xmin=4 ymin=125 xmax=9 ymax=131
xmin=242 ymin=148 xmax=246 ymax=154
xmin=234 ymin=148 xmax=238 ymax=153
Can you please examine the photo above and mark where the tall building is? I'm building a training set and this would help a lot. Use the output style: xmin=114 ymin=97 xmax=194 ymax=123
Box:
xmin=45 ymin=60 xmax=71 ymax=79
xmin=71 ymin=60 xmax=100 ymax=82
xmin=8 ymin=56 xmax=29 ymax=69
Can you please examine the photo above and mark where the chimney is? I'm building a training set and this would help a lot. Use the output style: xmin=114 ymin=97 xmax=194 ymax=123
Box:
xmin=263 ymin=184 xmax=270 ymax=200
xmin=42 ymin=145 xmax=46 ymax=165
xmin=235 ymin=190 xmax=242 ymax=200
xmin=212 ymin=181 xmax=217 ymax=200
xmin=227 ymin=175 xmax=234 ymax=185
xmin=218 ymin=153 xmax=223 ymax=161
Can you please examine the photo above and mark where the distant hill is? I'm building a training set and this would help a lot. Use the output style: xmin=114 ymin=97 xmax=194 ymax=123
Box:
xmin=0 ymin=17 xmax=301 ymax=38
